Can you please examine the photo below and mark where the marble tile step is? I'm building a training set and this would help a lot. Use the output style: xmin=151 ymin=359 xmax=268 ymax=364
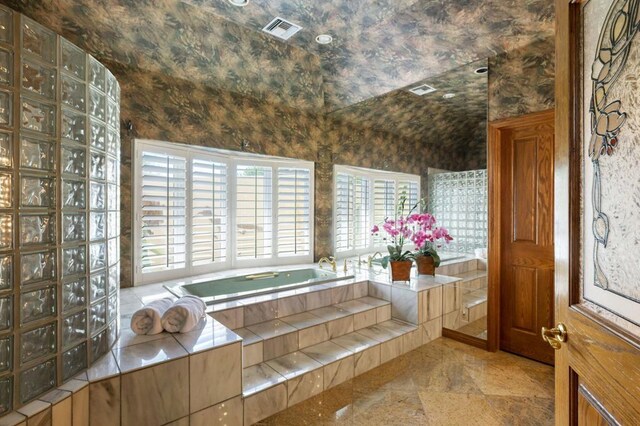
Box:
xmin=233 ymin=296 xmax=391 ymax=366
xmin=462 ymin=289 xmax=487 ymax=309
xmin=453 ymin=269 xmax=488 ymax=282
xmin=241 ymin=319 xmax=421 ymax=424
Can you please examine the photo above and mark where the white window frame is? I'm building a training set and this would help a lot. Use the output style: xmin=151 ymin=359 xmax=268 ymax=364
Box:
xmin=333 ymin=165 xmax=421 ymax=257
xmin=134 ymin=139 xmax=314 ymax=285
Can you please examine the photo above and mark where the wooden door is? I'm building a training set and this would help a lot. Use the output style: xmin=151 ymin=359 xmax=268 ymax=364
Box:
xmin=555 ymin=0 xmax=640 ymax=424
xmin=496 ymin=111 xmax=555 ymax=364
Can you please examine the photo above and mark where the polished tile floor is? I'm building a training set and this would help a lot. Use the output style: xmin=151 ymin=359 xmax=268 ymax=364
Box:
xmin=259 ymin=337 xmax=554 ymax=425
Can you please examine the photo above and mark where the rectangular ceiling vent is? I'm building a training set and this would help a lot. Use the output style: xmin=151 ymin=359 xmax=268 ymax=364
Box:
xmin=408 ymin=84 xmax=437 ymax=96
xmin=262 ymin=17 xmax=302 ymax=41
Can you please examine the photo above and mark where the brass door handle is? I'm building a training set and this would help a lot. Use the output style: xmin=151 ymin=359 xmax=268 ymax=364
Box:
xmin=541 ymin=323 xmax=567 ymax=350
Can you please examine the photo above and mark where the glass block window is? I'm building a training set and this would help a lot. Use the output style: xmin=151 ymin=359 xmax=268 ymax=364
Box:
xmin=428 ymin=169 xmax=488 ymax=254
xmin=0 ymin=5 xmax=121 ymax=412
xmin=134 ymin=140 xmax=314 ymax=285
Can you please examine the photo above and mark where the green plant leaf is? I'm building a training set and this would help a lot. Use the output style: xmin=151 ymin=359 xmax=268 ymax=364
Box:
xmin=381 ymin=256 xmax=390 ymax=269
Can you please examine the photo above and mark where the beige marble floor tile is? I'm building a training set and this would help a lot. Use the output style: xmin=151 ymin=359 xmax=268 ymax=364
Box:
xmin=419 ymin=391 xmax=501 ymax=425
xmin=358 ymin=296 xmax=389 ymax=307
xmin=189 ymin=341 xmax=242 ymax=412
xmin=464 ymin=361 xmax=552 ymax=399
xmin=367 ymin=282 xmax=391 ymax=301
xmin=287 ymin=369 xmax=324 ymax=407
xmin=121 ymin=358 xmax=189 ymax=426
xmin=173 ymin=317 xmax=242 ymax=354
xmin=190 ymin=396 xmax=243 ymax=426
xmin=244 ymin=383 xmax=287 ymax=425
xmin=356 ymin=323 xmax=399 ymax=343
xmin=260 ymin=338 xmax=555 ymax=426
xmin=391 ymin=286 xmax=418 ymax=324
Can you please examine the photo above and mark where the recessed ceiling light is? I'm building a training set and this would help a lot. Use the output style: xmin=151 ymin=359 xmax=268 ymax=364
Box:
xmin=315 ymin=34 xmax=333 ymax=44
xmin=474 ymin=66 xmax=488 ymax=74
xmin=442 ymin=93 xmax=456 ymax=99
xmin=228 ymin=0 xmax=249 ymax=6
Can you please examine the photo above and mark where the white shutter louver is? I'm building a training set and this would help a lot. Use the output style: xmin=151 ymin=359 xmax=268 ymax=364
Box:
xmin=277 ymin=168 xmax=311 ymax=256
xmin=140 ymin=151 xmax=187 ymax=273
xmin=353 ymin=176 xmax=370 ymax=249
xmin=192 ymin=159 xmax=227 ymax=266
xmin=236 ymin=165 xmax=273 ymax=259
xmin=398 ymin=180 xmax=420 ymax=216
xmin=335 ymin=173 xmax=354 ymax=253
xmin=373 ymin=179 xmax=395 ymax=246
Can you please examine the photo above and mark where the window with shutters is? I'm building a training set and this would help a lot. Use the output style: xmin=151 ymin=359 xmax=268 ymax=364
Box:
xmin=134 ymin=140 xmax=314 ymax=285
xmin=334 ymin=165 xmax=421 ymax=256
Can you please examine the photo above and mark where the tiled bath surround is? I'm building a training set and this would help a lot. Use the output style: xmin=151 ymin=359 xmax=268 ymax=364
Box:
xmin=1 ymin=258 xmax=480 ymax=424
xmin=0 ymin=5 xmax=121 ymax=414
xmin=428 ymin=169 xmax=488 ymax=255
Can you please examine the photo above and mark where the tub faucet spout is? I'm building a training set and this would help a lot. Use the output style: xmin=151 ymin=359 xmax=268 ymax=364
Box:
xmin=318 ymin=256 xmax=337 ymax=272
xmin=368 ymin=252 xmax=383 ymax=268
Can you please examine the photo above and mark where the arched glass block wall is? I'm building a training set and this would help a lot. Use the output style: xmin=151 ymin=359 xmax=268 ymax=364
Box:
xmin=0 ymin=5 xmax=121 ymax=414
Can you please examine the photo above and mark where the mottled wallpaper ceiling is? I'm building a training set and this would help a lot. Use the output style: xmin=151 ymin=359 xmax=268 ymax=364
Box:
xmin=184 ymin=0 xmax=554 ymax=108
xmin=331 ymin=59 xmax=488 ymax=148
xmin=5 ymin=0 xmax=554 ymax=113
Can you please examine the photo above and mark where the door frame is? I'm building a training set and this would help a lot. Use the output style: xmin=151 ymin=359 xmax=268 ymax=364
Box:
xmin=556 ymin=0 xmax=640 ymax=423
xmin=487 ymin=109 xmax=556 ymax=353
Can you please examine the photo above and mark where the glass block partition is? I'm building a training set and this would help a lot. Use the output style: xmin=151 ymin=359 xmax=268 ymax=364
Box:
xmin=0 ymin=6 xmax=120 ymax=414
xmin=427 ymin=170 xmax=487 ymax=255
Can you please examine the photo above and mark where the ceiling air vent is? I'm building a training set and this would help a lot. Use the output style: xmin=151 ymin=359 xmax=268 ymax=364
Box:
xmin=408 ymin=84 xmax=437 ymax=96
xmin=262 ymin=17 xmax=302 ymax=41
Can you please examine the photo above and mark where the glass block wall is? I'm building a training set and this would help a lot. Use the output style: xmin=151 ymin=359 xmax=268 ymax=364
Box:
xmin=0 ymin=6 xmax=120 ymax=414
xmin=427 ymin=170 xmax=487 ymax=255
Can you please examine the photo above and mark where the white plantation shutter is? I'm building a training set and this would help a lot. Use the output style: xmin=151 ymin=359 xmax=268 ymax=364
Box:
xmin=135 ymin=141 xmax=313 ymax=284
xmin=373 ymin=179 xmax=395 ymax=246
xmin=398 ymin=180 xmax=420 ymax=216
xmin=334 ymin=166 xmax=420 ymax=256
xmin=191 ymin=159 xmax=227 ymax=266
xmin=277 ymin=168 xmax=311 ymax=256
xmin=335 ymin=173 xmax=371 ymax=252
xmin=139 ymin=151 xmax=187 ymax=273
xmin=335 ymin=173 xmax=353 ymax=252
xmin=236 ymin=165 xmax=273 ymax=259
xmin=353 ymin=176 xmax=370 ymax=249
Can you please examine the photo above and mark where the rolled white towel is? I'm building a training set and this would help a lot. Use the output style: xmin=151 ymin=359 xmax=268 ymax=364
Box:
xmin=130 ymin=298 xmax=174 ymax=335
xmin=161 ymin=296 xmax=206 ymax=333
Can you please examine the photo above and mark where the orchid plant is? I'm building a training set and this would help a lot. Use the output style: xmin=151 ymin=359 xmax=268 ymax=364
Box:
xmin=409 ymin=212 xmax=453 ymax=267
xmin=370 ymin=194 xmax=419 ymax=269
xmin=370 ymin=194 xmax=453 ymax=268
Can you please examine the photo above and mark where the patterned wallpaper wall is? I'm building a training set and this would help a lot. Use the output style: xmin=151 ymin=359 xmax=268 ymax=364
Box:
xmin=0 ymin=1 xmax=558 ymax=287
xmin=488 ymin=36 xmax=556 ymax=121
xmin=112 ymin=63 xmax=457 ymax=286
